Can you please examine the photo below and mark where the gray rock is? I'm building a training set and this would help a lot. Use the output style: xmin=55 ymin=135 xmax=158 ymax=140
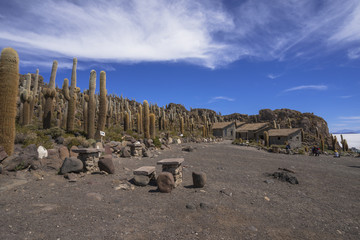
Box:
xmin=60 ymin=157 xmax=83 ymax=174
xmin=186 ymin=203 xmax=196 ymax=210
xmin=55 ymin=136 xmax=64 ymax=144
xmin=133 ymin=175 xmax=150 ymax=186
xmin=192 ymin=172 xmax=206 ymax=188
xmin=121 ymin=147 xmax=131 ymax=158
xmin=0 ymin=146 xmax=8 ymax=162
xmin=157 ymin=172 xmax=175 ymax=193
xmin=98 ymin=155 xmax=115 ymax=174
xmin=59 ymin=146 xmax=69 ymax=160
xmin=0 ymin=164 xmax=3 ymax=174
xmin=182 ymin=146 xmax=195 ymax=152
xmin=199 ymin=202 xmax=214 ymax=210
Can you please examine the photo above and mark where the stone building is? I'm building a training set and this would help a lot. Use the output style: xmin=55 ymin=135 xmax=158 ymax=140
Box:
xmin=268 ymin=128 xmax=302 ymax=148
xmin=236 ymin=123 xmax=270 ymax=141
xmin=212 ymin=122 xmax=236 ymax=139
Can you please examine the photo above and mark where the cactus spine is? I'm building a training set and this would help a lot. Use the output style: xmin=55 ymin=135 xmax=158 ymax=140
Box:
xmin=87 ymin=70 xmax=96 ymax=139
xmin=66 ymin=58 xmax=77 ymax=132
xmin=43 ymin=60 xmax=58 ymax=129
xmin=150 ymin=113 xmax=155 ymax=139
xmin=95 ymin=71 xmax=107 ymax=140
xmin=143 ymin=100 xmax=150 ymax=139
xmin=0 ymin=48 xmax=19 ymax=155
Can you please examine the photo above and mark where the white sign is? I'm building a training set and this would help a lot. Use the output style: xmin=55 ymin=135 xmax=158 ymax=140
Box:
xmin=100 ymin=131 xmax=105 ymax=136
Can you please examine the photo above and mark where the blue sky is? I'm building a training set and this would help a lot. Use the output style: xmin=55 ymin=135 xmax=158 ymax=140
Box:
xmin=0 ymin=0 xmax=359 ymax=132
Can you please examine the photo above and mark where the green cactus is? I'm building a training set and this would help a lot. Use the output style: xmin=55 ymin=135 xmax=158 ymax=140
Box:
xmin=43 ymin=60 xmax=58 ymax=129
xmin=20 ymin=73 xmax=33 ymax=125
xmin=331 ymin=135 xmax=337 ymax=151
xmin=29 ymin=69 xmax=39 ymax=121
xmin=124 ymin=111 xmax=129 ymax=132
xmin=83 ymin=93 xmax=89 ymax=133
xmin=264 ymin=131 xmax=269 ymax=147
xmin=143 ymin=100 xmax=150 ymax=139
xmin=320 ymin=136 xmax=325 ymax=152
xmin=0 ymin=48 xmax=19 ymax=155
xmin=95 ymin=71 xmax=107 ymax=140
xmin=66 ymin=58 xmax=77 ymax=132
xmin=138 ymin=104 xmax=143 ymax=134
xmin=150 ymin=113 xmax=155 ymax=139
xmin=180 ymin=116 xmax=184 ymax=135
xmin=87 ymin=70 xmax=96 ymax=139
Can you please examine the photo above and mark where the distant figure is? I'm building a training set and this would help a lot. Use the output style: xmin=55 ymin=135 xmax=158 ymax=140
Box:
xmin=334 ymin=150 xmax=340 ymax=158
xmin=312 ymin=146 xmax=320 ymax=156
xmin=286 ymin=143 xmax=291 ymax=154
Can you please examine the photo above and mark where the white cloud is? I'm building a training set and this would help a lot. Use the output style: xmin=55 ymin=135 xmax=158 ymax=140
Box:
xmin=347 ymin=48 xmax=360 ymax=59
xmin=267 ymin=73 xmax=281 ymax=79
xmin=339 ymin=116 xmax=360 ymax=120
xmin=339 ymin=95 xmax=352 ymax=99
xmin=283 ymin=85 xmax=328 ymax=92
xmin=1 ymin=0 xmax=360 ymax=68
xmin=208 ymin=96 xmax=235 ymax=103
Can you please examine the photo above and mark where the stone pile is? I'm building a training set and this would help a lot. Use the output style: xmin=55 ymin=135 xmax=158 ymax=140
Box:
xmin=157 ymin=158 xmax=184 ymax=187
xmin=71 ymin=148 xmax=103 ymax=173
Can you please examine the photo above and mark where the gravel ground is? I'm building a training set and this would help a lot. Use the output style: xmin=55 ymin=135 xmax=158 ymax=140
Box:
xmin=0 ymin=140 xmax=359 ymax=240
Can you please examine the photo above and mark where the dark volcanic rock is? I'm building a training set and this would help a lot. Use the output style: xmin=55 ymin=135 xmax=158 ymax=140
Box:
xmin=157 ymin=172 xmax=175 ymax=193
xmin=98 ymin=155 xmax=115 ymax=174
xmin=192 ymin=172 xmax=206 ymax=188
xmin=59 ymin=157 xmax=83 ymax=174
xmin=0 ymin=146 xmax=8 ymax=162
xmin=272 ymin=171 xmax=299 ymax=184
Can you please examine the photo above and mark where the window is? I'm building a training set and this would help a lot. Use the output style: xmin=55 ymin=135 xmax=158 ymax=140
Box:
xmin=278 ymin=137 xmax=280 ymax=140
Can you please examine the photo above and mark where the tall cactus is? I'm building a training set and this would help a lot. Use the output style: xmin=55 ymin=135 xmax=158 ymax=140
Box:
xmin=0 ymin=48 xmax=19 ymax=155
xmin=150 ymin=113 xmax=155 ymax=139
xmin=143 ymin=100 xmax=150 ymax=139
xmin=43 ymin=60 xmax=58 ymax=129
xmin=66 ymin=58 xmax=77 ymax=132
xmin=83 ymin=93 xmax=89 ymax=133
xmin=264 ymin=131 xmax=269 ymax=147
xmin=180 ymin=116 xmax=184 ymax=135
xmin=29 ymin=69 xmax=39 ymax=121
xmin=21 ymin=73 xmax=33 ymax=125
xmin=138 ymin=104 xmax=143 ymax=134
xmin=87 ymin=70 xmax=96 ymax=139
xmin=124 ymin=111 xmax=129 ymax=131
xmin=95 ymin=71 xmax=107 ymax=140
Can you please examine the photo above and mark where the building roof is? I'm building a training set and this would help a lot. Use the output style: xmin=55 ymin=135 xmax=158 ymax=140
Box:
xmin=235 ymin=121 xmax=246 ymax=127
xmin=236 ymin=122 xmax=268 ymax=132
xmin=212 ymin=122 xmax=234 ymax=130
xmin=268 ymin=128 xmax=301 ymax=137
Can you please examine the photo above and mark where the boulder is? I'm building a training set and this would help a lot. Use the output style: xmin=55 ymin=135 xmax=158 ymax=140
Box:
xmin=47 ymin=148 xmax=60 ymax=159
xmin=157 ymin=172 xmax=175 ymax=193
xmin=134 ymin=175 xmax=150 ymax=186
xmin=59 ymin=157 xmax=83 ymax=174
xmin=0 ymin=146 xmax=8 ymax=162
xmin=70 ymin=146 xmax=79 ymax=158
xmin=59 ymin=146 xmax=69 ymax=160
xmin=98 ymin=155 xmax=115 ymax=174
xmin=121 ymin=147 xmax=131 ymax=158
xmin=182 ymin=146 xmax=195 ymax=152
xmin=55 ymin=136 xmax=64 ymax=144
xmin=192 ymin=172 xmax=207 ymax=188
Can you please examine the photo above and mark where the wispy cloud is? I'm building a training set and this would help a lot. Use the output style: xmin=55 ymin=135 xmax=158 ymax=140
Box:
xmin=283 ymin=85 xmax=328 ymax=92
xmin=208 ymin=96 xmax=235 ymax=103
xmin=267 ymin=73 xmax=281 ymax=79
xmin=0 ymin=0 xmax=360 ymax=68
xmin=339 ymin=116 xmax=360 ymax=120
xmin=347 ymin=48 xmax=360 ymax=59
xmin=339 ymin=95 xmax=352 ymax=99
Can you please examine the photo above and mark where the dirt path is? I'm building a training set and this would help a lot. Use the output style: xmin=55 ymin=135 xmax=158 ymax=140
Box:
xmin=0 ymin=141 xmax=359 ymax=239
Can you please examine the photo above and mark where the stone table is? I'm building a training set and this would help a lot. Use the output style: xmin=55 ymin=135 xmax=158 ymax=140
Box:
xmin=157 ymin=158 xmax=184 ymax=187
xmin=133 ymin=166 xmax=156 ymax=186
xmin=71 ymin=148 xmax=104 ymax=173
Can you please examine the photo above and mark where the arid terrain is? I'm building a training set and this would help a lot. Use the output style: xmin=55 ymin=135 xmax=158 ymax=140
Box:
xmin=0 ymin=140 xmax=359 ymax=240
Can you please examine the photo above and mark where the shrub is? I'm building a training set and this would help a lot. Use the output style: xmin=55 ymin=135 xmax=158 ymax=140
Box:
xmin=64 ymin=136 xmax=90 ymax=149
xmin=153 ymin=137 xmax=162 ymax=148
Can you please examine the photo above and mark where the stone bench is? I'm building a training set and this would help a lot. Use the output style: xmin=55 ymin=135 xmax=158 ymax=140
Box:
xmin=133 ymin=166 xmax=156 ymax=186
xmin=157 ymin=158 xmax=184 ymax=187
xmin=71 ymin=148 xmax=104 ymax=172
